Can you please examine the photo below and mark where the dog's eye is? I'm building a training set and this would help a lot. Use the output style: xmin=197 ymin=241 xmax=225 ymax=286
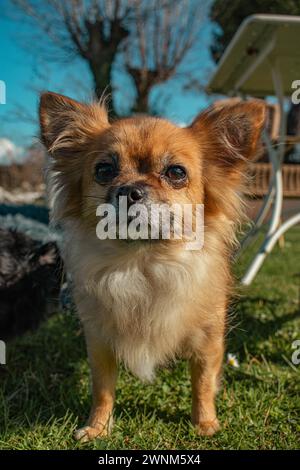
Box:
xmin=165 ymin=165 xmax=187 ymax=182
xmin=95 ymin=162 xmax=117 ymax=183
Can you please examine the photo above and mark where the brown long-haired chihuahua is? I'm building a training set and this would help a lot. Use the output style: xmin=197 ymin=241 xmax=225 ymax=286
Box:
xmin=39 ymin=92 xmax=265 ymax=442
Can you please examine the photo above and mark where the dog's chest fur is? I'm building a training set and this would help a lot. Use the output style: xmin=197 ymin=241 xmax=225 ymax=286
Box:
xmin=65 ymin=228 xmax=219 ymax=380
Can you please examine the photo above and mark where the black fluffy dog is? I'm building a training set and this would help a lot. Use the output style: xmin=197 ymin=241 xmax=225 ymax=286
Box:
xmin=0 ymin=228 xmax=63 ymax=340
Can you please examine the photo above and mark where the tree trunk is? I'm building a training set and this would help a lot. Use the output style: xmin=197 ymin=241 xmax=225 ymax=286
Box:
xmin=129 ymin=67 xmax=158 ymax=114
xmin=133 ymin=87 xmax=150 ymax=114
xmin=89 ymin=58 xmax=116 ymax=116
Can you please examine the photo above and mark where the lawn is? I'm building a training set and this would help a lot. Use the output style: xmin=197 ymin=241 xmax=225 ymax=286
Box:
xmin=0 ymin=226 xmax=299 ymax=450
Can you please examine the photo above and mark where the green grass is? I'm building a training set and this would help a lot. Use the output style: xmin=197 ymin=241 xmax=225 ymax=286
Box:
xmin=1 ymin=227 xmax=300 ymax=450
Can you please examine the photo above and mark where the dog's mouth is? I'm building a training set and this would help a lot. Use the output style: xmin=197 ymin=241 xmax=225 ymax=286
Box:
xmin=115 ymin=212 xmax=182 ymax=243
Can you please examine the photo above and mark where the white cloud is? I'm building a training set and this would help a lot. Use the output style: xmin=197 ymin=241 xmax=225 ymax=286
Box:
xmin=0 ymin=138 xmax=26 ymax=165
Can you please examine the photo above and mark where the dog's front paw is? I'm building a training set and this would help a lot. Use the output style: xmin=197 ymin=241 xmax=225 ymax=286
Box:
xmin=74 ymin=425 xmax=109 ymax=443
xmin=194 ymin=418 xmax=220 ymax=436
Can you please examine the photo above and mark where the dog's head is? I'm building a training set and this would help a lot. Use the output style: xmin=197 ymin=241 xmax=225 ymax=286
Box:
xmin=39 ymin=92 xmax=265 ymax=246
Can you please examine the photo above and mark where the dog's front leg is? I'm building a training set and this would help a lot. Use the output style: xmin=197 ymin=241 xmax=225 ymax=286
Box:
xmin=75 ymin=328 xmax=117 ymax=442
xmin=190 ymin=335 xmax=224 ymax=436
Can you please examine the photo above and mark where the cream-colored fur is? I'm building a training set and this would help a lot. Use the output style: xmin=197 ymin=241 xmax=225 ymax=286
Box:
xmin=62 ymin=223 xmax=224 ymax=381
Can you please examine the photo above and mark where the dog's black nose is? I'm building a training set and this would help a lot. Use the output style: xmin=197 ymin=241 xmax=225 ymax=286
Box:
xmin=116 ymin=185 xmax=146 ymax=205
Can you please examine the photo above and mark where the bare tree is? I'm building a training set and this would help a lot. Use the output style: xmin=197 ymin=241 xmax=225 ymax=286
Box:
xmin=10 ymin=0 xmax=136 ymax=114
xmin=124 ymin=0 xmax=208 ymax=113
xmin=9 ymin=0 xmax=209 ymax=115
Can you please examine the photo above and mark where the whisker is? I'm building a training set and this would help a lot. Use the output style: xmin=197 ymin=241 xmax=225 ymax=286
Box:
xmin=82 ymin=195 xmax=104 ymax=201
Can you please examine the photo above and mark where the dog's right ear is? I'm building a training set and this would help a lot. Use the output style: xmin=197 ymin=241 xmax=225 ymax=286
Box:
xmin=39 ymin=92 xmax=109 ymax=154
xmin=40 ymin=92 xmax=109 ymax=223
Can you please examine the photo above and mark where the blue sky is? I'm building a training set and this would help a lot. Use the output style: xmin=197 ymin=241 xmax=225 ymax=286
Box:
xmin=0 ymin=6 xmax=216 ymax=150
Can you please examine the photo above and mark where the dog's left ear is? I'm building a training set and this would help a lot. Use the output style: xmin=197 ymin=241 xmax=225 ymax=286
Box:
xmin=190 ymin=100 xmax=266 ymax=179
xmin=39 ymin=92 xmax=109 ymax=223
xmin=39 ymin=91 xmax=109 ymax=155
